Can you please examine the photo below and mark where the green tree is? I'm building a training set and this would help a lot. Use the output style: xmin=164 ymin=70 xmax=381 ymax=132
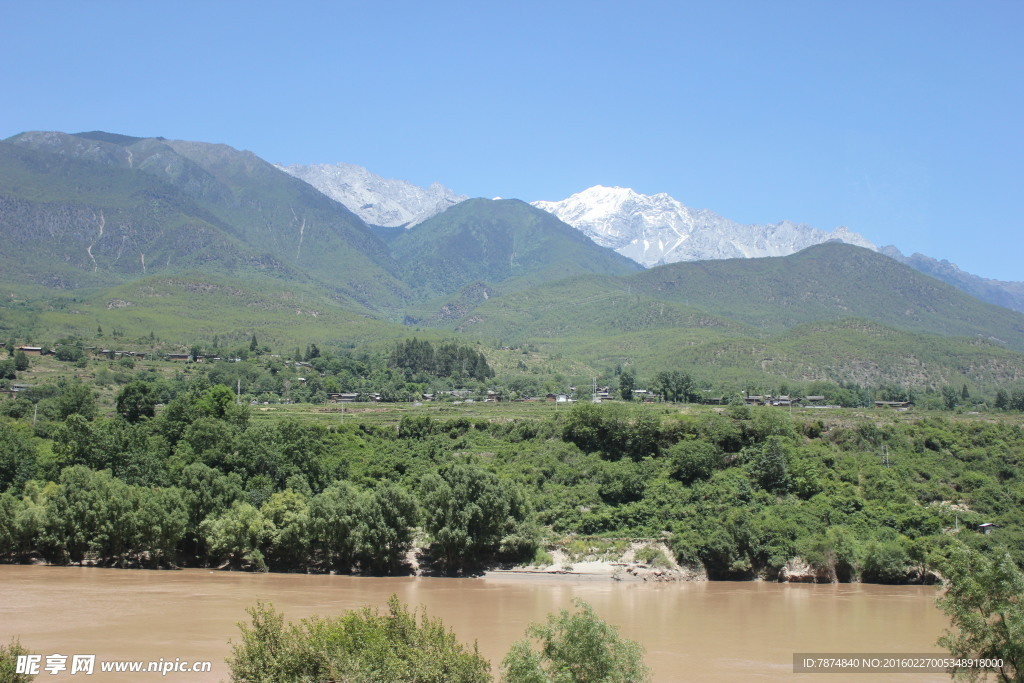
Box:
xmin=227 ymin=597 xmax=490 ymax=683
xmin=667 ymin=439 xmax=721 ymax=484
xmin=197 ymin=384 xmax=237 ymax=419
xmin=749 ymin=436 xmax=792 ymax=493
xmin=995 ymin=389 xmax=1009 ymax=410
xmin=201 ymin=501 xmax=273 ymax=571
xmin=0 ymin=422 xmax=37 ymax=491
xmin=943 ymin=385 xmax=960 ymax=410
xmin=43 ymin=378 xmax=96 ymax=420
xmin=115 ymin=381 xmax=158 ymax=423
xmin=421 ymin=463 xmax=530 ymax=572
xmin=356 ymin=483 xmax=420 ymax=573
xmin=50 ymin=414 xmax=104 ymax=473
xmin=936 ymin=544 xmax=1023 ymax=681
xmin=500 ymin=599 xmax=650 ymax=683
xmin=652 ymin=370 xmax=695 ymax=403
xmin=12 ymin=350 xmax=29 ymax=372
xmin=618 ymin=370 xmax=635 ymax=401
xmin=44 ymin=466 xmax=137 ymax=563
xmin=309 ymin=481 xmax=361 ymax=571
xmin=261 ymin=489 xmax=310 ymax=569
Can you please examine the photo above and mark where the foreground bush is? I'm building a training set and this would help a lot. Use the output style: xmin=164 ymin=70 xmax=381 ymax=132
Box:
xmin=936 ymin=544 xmax=1023 ymax=682
xmin=0 ymin=638 xmax=34 ymax=682
xmin=500 ymin=599 xmax=650 ymax=683
xmin=227 ymin=596 xmax=489 ymax=682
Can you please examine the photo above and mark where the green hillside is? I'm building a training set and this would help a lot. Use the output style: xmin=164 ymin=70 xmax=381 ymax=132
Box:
xmin=627 ymin=242 xmax=1024 ymax=349
xmin=391 ymin=198 xmax=642 ymax=298
xmin=4 ymin=130 xmax=1024 ymax=393
xmin=0 ymin=132 xmax=410 ymax=313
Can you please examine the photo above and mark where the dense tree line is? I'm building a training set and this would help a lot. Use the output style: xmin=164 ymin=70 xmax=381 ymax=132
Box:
xmin=0 ymin=383 xmax=538 ymax=573
xmin=1 ymin=367 xmax=1023 ymax=587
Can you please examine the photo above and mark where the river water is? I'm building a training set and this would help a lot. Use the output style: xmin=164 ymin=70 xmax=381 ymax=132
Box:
xmin=0 ymin=566 xmax=950 ymax=682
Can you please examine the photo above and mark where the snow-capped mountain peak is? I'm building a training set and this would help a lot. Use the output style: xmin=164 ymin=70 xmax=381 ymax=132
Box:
xmin=532 ymin=186 xmax=876 ymax=267
xmin=278 ymin=162 xmax=467 ymax=228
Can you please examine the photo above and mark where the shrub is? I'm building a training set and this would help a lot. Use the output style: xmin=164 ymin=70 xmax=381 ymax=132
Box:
xmin=500 ymin=599 xmax=650 ymax=682
xmin=634 ymin=545 xmax=672 ymax=569
xmin=0 ymin=638 xmax=34 ymax=682
xmin=227 ymin=597 xmax=490 ymax=682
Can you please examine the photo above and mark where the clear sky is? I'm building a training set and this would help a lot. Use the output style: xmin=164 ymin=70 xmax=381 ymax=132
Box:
xmin=2 ymin=1 xmax=1020 ymax=280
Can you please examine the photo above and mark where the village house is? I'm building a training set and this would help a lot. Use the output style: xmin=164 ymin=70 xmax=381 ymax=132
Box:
xmin=875 ymin=400 xmax=913 ymax=409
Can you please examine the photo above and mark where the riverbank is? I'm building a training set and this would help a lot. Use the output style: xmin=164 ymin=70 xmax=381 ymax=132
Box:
xmin=486 ymin=541 xmax=707 ymax=582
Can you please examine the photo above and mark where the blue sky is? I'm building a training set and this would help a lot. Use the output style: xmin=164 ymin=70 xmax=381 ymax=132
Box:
xmin=2 ymin=1 xmax=1020 ymax=280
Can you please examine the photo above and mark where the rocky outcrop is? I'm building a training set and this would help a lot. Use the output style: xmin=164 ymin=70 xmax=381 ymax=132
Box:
xmin=778 ymin=557 xmax=836 ymax=583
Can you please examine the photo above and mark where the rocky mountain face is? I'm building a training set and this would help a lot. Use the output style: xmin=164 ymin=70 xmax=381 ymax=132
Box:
xmin=532 ymin=185 xmax=876 ymax=267
xmin=278 ymin=162 xmax=466 ymax=228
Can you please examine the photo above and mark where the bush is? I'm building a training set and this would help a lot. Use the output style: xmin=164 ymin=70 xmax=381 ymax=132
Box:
xmin=936 ymin=544 xmax=1023 ymax=681
xmin=500 ymin=599 xmax=650 ymax=682
xmin=227 ymin=597 xmax=490 ymax=682
xmin=667 ymin=440 xmax=721 ymax=484
xmin=634 ymin=545 xmax=672 ymax=569
xmin=0 ymin=638 xmax=34 ymax=682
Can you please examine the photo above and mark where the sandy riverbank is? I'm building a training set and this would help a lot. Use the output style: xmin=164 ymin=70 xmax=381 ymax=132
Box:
xmin=485 ymin=541 xmax=707 ymax=582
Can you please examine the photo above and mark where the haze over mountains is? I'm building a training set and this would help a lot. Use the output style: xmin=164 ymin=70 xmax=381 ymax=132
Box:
xmin=2 ymin=130 xmax=1024 ymax=390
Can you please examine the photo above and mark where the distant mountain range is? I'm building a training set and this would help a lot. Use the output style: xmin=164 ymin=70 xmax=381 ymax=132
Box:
xmin=533 ymin=185 xmax=876 ymax=265
xmin=3 ymin=130 xmax=1024 ymax=390
xmin=278 ymin=163 xmax=1024 ymax=314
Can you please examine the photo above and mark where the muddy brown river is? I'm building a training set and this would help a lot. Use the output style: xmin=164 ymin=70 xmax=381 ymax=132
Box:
xmin=0 ymin=566 xmax=950 ymax=681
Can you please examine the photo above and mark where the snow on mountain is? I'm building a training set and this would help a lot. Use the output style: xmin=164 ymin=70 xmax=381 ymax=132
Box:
xmin=278 ymin=162 xmax=466 ymax=228
xmin=532 ymin=185 xmax=876 ymax=267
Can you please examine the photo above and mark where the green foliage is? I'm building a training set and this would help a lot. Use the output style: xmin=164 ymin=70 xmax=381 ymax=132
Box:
xmin=40 ymin=377 xmax=95 ymax=421
xmin=421 ymin=463 xmax=536 ymax=572
xmin=0 ymin=638 xmax=34 ymax=683
xmin=561 ymin=403 xmax=659 ymax=461
xmin=633 ymin=545 xmax=672 ymax=569
xmin=201 ymin=501 xmax=273 ymax=571
xmin=42 ymin=465 xmax=187 ymax=566
xmin=390 ymin=338 xmax=494 ymax=381
xmin=667 ymin=439 xmax=721 ymax=484
xmin=860 ymin=532 xmax=911 ymax=584
xmin=748 ymin=436 xmax=792 ymax=493
xmin=500 ymin=599 xmax=650 ymax=683
xmin=227 ymin=597 xmax=490 ymax=683
xmin=0 ymin=422 xmax=37 ymax=491
xmin=115 ymin=381 xmax=157 ymax=423
xmin=936 ymin=544 xmax=1023 ymax=681
xmin=651 ymin=369 xmax=695 ymax=403
xmin=617 ymin=370 xmax=635 ymax=401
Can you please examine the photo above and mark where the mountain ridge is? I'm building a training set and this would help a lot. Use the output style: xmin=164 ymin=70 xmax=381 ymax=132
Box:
xmin=531 ymin=185 xmax=877 ymax=266
xmin=279 ymin=162 xmax=467 ymax=228
xmin=3 ymin=130 xmax=1024 ymax=393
